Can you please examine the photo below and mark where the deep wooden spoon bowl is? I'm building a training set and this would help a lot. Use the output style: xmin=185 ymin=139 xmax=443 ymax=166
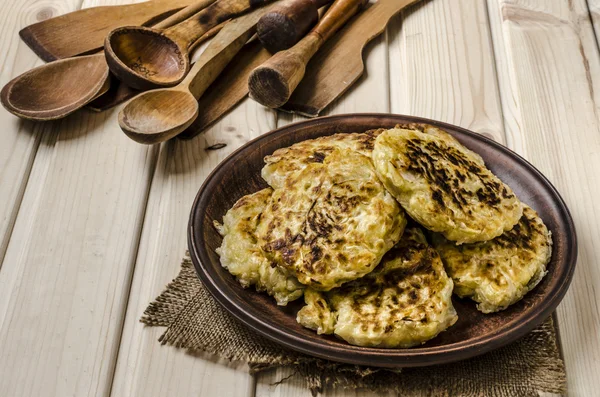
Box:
xmin=105 ymin=0 xmax=272 ymax=91
xmin=119 ymin=5 xmax=273 ymax=144
xmin=105 ymin=26 xmax=190 ymax=90
xmin=0 ymin=54 xmax=109 ymax=121
xmin=119 ymin=89 xmax=199 ymax=143
xmin=0 ymin=0 xmax=220 ymax=121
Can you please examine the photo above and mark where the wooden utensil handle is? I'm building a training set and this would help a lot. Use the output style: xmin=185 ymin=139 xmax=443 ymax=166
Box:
xmin=165 ymin=0 xmax=271 ymax=49
xmin=153 ymin=0 xmax=217 ymax=29
xmin=312 ymin=0 xmax=367 ymax=42
xmin=312 ymin=0 xmax=333 ymax=7
xmin=257 ymin=0 xmax=334 ymax=53
xmin=248 ymin=0 xmax=366 ymax=108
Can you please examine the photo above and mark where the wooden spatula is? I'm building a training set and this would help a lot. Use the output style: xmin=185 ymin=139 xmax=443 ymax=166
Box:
xmin=19 ymin=0 xmax=197 ymax=62
xmin=248 ymin=0 xmax=368 ymax=108
xmin=281 ymin=0 xmax=419 ymax=116
xmin=180 ymin=0 xmax=419 ymax=138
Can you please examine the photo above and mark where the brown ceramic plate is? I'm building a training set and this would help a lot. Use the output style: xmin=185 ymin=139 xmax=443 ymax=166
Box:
xmin=188 ymin=114 xmax=576 ymax=367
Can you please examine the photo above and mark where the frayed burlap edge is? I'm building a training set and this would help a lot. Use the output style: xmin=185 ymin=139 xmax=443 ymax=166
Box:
xmin=141 ymin=254 xmax=567 ymax=396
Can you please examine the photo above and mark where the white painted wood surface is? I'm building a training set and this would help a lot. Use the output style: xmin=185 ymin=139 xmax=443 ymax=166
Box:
xmin=488 ymin=1 xmax=600 ymax=395
xmin=0 ymin=0 xmax=155 ymax=395
xmin=0 ymin=0 xmax=599 ymax=396
xmin=110 ymin=99 xmax=275 ymax=396
xmin=0 ymin=0 xmax=81 ymax=265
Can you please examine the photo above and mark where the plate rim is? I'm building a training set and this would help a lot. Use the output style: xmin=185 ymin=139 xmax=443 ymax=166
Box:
xmin=188 ymin=113 xmax=577 ymax=367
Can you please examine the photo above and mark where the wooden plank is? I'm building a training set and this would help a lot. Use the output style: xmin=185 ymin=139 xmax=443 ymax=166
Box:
xmin=588 ymin=0 xmax=600 ymax=45
xmin=486 ymin=0 xmax=600 ymax=395
xmin=109 ymin=99 xmax=276 ymax=396
xmin=0 ymin=0 xmax=82 ymax=265
xmin=0 ymin=0 xmax=161 ymax=395
xmin=255 ymin=4 xmax=391 ymax=395
xmin=389 ymin=0 xmax=505 ymax=143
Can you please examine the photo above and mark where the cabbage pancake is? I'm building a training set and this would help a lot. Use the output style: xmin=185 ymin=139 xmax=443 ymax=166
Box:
xmin=432 ymin=205 xmax=552 ymax=313
xmin=262 ymin=129 xmax=385 ymax=189
xmin=372 ymin=127 xmax=523 ymax=244
xmin=215 ymin=188 xmax=304 ymax=306
xmin=257 ymin=148 xmax=406 ymax=291
xmin=297 ymin=227 xmax=457 ymax=348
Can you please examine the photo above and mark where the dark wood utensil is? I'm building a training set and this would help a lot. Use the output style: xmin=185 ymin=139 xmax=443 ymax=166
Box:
xmin=104 ymin=0 xmax=272 ymax=90
xmin=87 ymin=23 xmax=225 ymax=113
xmin=188 ymin=113 xmax=576 ymax=367
xmin=248 ymin=0 xmax=367 ymax=108
xmin=0 ymin=1 xmax=219 ymax=121
xmin=178 ymin=40 xmax=271 ymax=139
xmin=282 ymin=0 xmax=418 ymax=116
xmin=257 ymin=0 xmax=332 ymax=53
xmin=180 ymin=0 xmax=419 ymax=138
xmin=19 ymin=0 xmax=194 ymax=62
xmin=118 ymin=5 xmax=275 ymax=144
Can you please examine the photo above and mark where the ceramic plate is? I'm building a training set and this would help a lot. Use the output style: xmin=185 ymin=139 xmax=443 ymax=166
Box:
xmin=188 ymin=114 xmax=576 ymax=367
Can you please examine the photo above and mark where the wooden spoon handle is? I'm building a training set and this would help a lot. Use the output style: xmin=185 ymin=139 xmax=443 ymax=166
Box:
xmin=257 ymin=0 xmax=334 ymax=53
xmin=311 ymin=0 xmax=366 ymax=42
xmin=181 ymin=4 xmax=273 ymax=99
xmin=153 ymin=0 xmax=218 ymax=29
xmin=249 ymin=0 xmax=366 ymax=108
xmin=165 ymin=0 xmax=272 ymax=49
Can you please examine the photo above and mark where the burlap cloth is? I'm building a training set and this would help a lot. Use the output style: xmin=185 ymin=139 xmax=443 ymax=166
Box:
xmin=141 ymin=254 xmax=567 ymax=396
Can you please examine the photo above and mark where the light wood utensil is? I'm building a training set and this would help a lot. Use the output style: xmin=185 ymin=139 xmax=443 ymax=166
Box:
xmin=105 ymin=0 xmax=272 ymax=91
xmin=119 ymin=5 xmax=275 ymax=144
xmin=257 ymin=0 xmax=332 ymax=53
xmin=281 ymin=0 xmax=419 ymax=116
xmin=179 ymin=40 xmax=271 ymax=138
xmin=248 ymin=0 xmax=367 ymax=108
xmin=19 ymin=0 xmax=194 ymax=62
xmin=0 ymin=1 xmax=219 ymax=121
xmin=0 ymin=55 xmax=110 ymax=121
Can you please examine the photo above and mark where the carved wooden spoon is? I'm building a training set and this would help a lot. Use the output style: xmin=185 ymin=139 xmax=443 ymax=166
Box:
xmin=0 ymin=0 xmax=218 ymax=121
xmin=119 ymin=5 xmax=271 ymax=144
xmin=105 ymin=0 xmax=272 ymax=90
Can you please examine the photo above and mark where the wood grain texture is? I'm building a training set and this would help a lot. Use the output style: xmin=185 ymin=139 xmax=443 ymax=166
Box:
xmin=487 ymin=0 xmax=600 ymax=395
xmin=110 ymin=99 xmax=276 ymax=395
xmin=281 ymin=0 xmax=415 ymax=117
xmin=0 ymin=0 xmax=81 ymax=264
xmin=180 ymin=39 xmax=273 ymax=138
xmin=248 ymin=0 xmax=368 ymax=108
xmin=587 ymin=0 xmax=600 ymax=59
xmin=119 ymin=4 xmax=273 ymax=144
xmin=389 ymin=0 xmax=505 ymax=143
xmin=0 ymin=0 xmax=158 ymax=395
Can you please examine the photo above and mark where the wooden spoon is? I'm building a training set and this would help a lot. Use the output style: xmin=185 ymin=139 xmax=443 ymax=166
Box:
xmin=0 ymin=0 xmax=218 ymax=121
xmin=0 ymin=54 xmax=110 ymax=121
xmin=257 ymin=0 xmax=332 ymax=53
xmin=104 ymin=0 xmax=272 ymax=91
xmin=248 ymin=0 xmax=367 ymax=108
xmin=119 ymin=5 xmax=273 ymax=144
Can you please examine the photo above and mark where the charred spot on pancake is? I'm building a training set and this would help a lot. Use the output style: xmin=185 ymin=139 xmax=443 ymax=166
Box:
xmin=312 ymin=151 xmax=326 ymax=163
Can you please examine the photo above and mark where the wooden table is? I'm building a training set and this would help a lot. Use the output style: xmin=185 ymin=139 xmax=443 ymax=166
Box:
xmin=1 ymin=0 xmax=599 ymax=395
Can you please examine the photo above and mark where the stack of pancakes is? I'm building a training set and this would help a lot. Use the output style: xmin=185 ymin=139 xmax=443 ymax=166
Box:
xmin=215 ymin=124 xmax=552 ymax=348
